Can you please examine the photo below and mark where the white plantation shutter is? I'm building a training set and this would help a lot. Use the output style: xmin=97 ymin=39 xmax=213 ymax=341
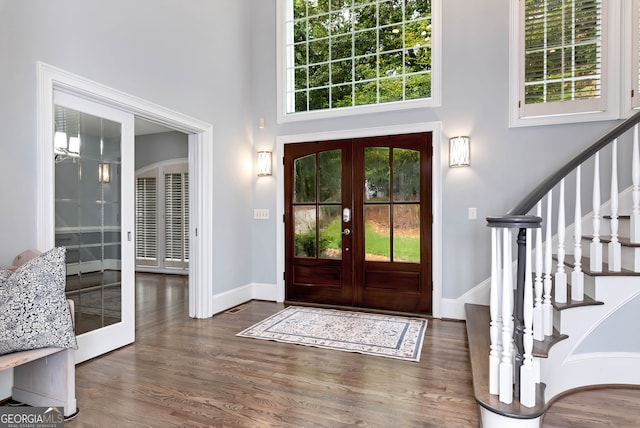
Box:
xmin=519 ymin=0 xmax=606 ymax=118
xmin=135 ymin=176 xmax=158 ymax=265
xmin=164 ymin=171 xmax=189 ymax=267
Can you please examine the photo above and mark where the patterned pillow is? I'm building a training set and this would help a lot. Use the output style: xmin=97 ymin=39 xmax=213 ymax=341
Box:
xmin=0 ymin=247 xmax=77 ymax=355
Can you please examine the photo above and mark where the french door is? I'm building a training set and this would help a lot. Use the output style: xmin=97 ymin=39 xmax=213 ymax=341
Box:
xmin=53 ymin=92 xmax=135 ymax=363
xmin=284 ymin=133 xmax=432 ymax=314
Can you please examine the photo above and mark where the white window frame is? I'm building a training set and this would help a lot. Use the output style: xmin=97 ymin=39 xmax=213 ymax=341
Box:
xmin=509 ymin=0 xmax=621 ymax=127
xmin=276 ymin=0 xmax=441 ymax=124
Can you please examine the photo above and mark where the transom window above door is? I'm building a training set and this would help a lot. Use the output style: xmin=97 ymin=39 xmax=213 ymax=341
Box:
xmin=279 ymin=0 xmax=441 ymax=121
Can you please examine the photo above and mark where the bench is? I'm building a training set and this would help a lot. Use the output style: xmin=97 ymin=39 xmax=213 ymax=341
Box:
xmin=0 ymin=300 xmax=77 ymax=418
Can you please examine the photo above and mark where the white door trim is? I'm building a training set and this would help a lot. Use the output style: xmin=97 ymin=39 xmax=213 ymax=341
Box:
xmin=275 ymin=122 xmax=443 ymax=317
xmin=36 ymin=62 xmax=214 ymax=319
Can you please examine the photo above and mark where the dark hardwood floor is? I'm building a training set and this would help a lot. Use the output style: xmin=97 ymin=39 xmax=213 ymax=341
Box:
xmin=65 ymin=273 xmax=640 ymax=427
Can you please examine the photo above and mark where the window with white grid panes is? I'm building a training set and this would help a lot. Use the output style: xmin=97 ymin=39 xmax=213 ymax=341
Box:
xmin=285 ymin=0 xmax=433 ymax=114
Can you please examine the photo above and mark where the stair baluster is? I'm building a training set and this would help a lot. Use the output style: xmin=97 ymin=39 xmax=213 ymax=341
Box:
xmin=572 ymin=165 xmax=584 ymax=301
xmin=543 ymin=192 xmax=553 ymax=336
xmin=556 ymin=179 xmax=568 ymax=303
xmin=591 ymin=152 xmax=603 ymax=272
xmin=489 ymin=227 xmax=502 ymax=395
xmin=520 ymin=228 xmax=536 ymax=407
xmin=632 ymin=125 xmax=640 ymax=243
xmin=609 ymin=139 xmax=621 ymax=272
xmin=533 ymin=202 xmax=544 ymax=341
xmin=499 ymin=227 xmax=514 ymax=404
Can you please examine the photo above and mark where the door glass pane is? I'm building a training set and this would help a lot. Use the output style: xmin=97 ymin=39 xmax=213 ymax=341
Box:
xmin=365 ymin=205 xmax=390 ymax=261
xmin=394 ymin=204 xmax=420 ymax=263
xmin=319 ymin=205 xmax=342 ymax=259
xmin=294 ymin=205 xmax=317 ymax=257
xmin=294 ymin=154 xmax=317 ymax=203
xmin=318 ymin=150 xmax=342 ymax=203
xmin=54 ymin=105 xmax=122 ymax=335
xmin=393 ymin=148 xmax=420 ymax=202
xmin=364 ymin=147 xmax=390 ymax=201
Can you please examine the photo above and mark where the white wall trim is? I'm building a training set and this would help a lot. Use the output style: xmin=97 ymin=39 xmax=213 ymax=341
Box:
xmin=212 ymin=284 xmax=253 ymax=315
xmin=440 ymin=278 xmax=491 ymax=320
xmin=275 ymin=121 xmax=443 ymax=317
xmin=36 ymin=62 xmax=214 ymax=319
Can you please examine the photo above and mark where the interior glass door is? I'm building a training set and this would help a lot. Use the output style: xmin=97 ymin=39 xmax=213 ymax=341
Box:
xmin=54 ymin=92 xmax=135 ymax=363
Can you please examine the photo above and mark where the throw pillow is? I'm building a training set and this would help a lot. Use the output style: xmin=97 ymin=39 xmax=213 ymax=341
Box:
xmin=0 ymin=247 xmax=77 ymax=355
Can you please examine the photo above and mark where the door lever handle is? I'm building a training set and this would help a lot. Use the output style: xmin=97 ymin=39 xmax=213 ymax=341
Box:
xmin=342 ymin=228 xmax=351 ymax=235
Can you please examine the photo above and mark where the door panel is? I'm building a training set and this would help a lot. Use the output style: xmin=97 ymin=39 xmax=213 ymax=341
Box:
xmin=285 ymin=133 xmax=432 ymax=314
xmin=285 ymin=141 xmax=353 ymax=305
xmin=54 ymin=92 xmax=135 ymax=363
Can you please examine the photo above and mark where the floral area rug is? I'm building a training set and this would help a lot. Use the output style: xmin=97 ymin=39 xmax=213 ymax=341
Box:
xmin=236 ymin=306 xmax=427 ymax=362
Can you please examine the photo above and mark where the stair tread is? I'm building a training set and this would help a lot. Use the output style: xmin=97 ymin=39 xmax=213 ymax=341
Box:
xmin=465 ymin=303 xmax=546 ymax=419
xmin=553 ymin=285 xmax=604 ymax=311
xmin=532 ymin=328 xmax=568 ymax=358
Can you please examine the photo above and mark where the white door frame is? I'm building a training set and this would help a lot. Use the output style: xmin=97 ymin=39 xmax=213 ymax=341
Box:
xmin=36 ymin=62 xmax=214 ymax=319
xmin=275 ymin=122 xmax=443 ymax=318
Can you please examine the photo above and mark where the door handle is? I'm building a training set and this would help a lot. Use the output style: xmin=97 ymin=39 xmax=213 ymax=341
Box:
xmin=342 ymin=228 xmax=351 ymax=235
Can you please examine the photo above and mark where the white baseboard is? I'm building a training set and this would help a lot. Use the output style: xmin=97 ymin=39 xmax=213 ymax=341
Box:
xmin=440 ymin=278 xmax=491 ymax=320
xmin=252 ymin=282 xmax=278 ymax=301
xmin=211 ymin=282 xmax=278 ymax=315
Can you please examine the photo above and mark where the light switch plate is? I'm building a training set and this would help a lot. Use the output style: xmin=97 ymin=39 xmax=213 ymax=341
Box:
xmin=254 ymin=209 xmax=269 ymax=219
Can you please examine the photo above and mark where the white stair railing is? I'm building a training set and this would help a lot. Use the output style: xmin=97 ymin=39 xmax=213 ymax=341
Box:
xmin=485 ymin=113 xmax=640 ymax=411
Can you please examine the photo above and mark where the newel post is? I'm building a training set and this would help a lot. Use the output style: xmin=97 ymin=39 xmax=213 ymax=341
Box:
xmin=486 ymin=215 xmax=542 ymax=406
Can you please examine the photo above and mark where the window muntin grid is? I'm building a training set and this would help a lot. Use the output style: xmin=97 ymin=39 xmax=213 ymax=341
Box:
xmin=286 ymin=0 xmax=432 ymax=114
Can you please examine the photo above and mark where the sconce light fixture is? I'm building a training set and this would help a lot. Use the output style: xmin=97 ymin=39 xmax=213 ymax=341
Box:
xmin=98 ymin=163 xmax=110 ymax=183
xmin=449 ymin=136 xmax=470 ymax=167
xmin=257 ymin=151 xmax=273 ymax=176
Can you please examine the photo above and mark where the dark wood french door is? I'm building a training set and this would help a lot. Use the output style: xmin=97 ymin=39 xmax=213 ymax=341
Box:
xmin=284 ymin=132 xmax=432 ymax=314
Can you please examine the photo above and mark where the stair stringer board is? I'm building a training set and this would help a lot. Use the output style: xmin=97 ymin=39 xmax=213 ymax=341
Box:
xmin=540 ymin=275 xmax=640 ymax=401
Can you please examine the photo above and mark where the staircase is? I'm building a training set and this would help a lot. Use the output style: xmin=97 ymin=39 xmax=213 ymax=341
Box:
xmin=467 ymin=112 xmax=640 ymax=427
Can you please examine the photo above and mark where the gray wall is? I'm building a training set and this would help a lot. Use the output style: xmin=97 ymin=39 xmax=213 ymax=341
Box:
xmin=135 ymin=131 xmax=188 ymax=171
xmin=0 ymin=0 xmax=253 ymax=297
xmin=249 ymin=0 xmax=620 ymax=299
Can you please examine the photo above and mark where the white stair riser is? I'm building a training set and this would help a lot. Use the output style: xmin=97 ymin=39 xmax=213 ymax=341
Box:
xmin=579 ymin=237 xmax=640 ymax=273
xmin=552 ymin=275 xmax=638 ymax=335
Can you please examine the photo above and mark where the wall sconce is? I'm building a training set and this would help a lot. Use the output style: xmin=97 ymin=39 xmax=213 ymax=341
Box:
xmin=257 ymin=151 xmax=272 ymax=176
xmin=449 ymin=136 xmax=470 ymax=167
xmin=98 ymin=163 xmax=110 ymax=183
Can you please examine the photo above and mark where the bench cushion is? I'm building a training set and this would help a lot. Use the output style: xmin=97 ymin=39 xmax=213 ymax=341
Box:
xmin=0 ymin=247 xmax=77 ymax=355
